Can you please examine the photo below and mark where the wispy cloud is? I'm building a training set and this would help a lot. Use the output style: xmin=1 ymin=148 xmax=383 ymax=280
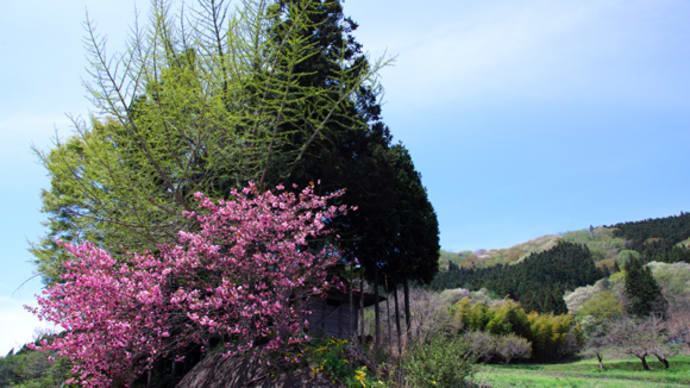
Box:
xmin=354 ymin=0 xmax=690 ymax=109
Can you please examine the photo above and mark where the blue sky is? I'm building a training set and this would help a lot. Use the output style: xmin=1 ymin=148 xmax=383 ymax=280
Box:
xmin=2 ymin=0 xmax=690 ymax=353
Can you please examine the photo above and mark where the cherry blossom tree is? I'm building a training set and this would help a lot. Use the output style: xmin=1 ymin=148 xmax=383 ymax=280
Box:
xmin=27 ymin=182 xmax=349 ymax=387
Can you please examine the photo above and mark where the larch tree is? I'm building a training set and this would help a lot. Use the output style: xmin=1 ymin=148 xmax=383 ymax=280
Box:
xmin=32 ymin=0 xmax=385 ymax=282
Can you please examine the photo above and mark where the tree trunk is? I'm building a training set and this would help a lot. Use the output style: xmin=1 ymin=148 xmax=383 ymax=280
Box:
xmin=596 ymin=352 xmax=605 ymax=370
xmin=349 ymin=264 xmax=355 ymax=335
xmin=654 ymin=354 xmax=669 ymax=369
xmin=393 ymin=283 xmax=402 ymax=355
xmin=403 ymin=278 xmax=411 ymax=338
xmin=374 ymin=265 xmax=380 ymax=352
xmin=639 ymin=354 xmax=650 ymax=370
xmin=359 ymin=269 xmax=365 ymax=340
xmin=385 ymin=276 xmax=392 ymax=353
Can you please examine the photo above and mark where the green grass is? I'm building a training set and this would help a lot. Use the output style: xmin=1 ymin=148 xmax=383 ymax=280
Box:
xmin=473 ymin=355 xmax=690 ymax=387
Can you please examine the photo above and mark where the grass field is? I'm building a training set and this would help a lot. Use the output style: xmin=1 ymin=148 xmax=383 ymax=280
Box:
xmin=473 ymin=355 xmax=690 ymax=387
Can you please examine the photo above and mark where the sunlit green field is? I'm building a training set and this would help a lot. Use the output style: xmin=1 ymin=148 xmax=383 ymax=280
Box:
xmin=473 ymin=355 xmax=690 ymax=387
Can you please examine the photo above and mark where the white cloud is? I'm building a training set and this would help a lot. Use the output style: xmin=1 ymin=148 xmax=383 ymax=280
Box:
xmin=0 ymin=296 xmax=57 ymax=355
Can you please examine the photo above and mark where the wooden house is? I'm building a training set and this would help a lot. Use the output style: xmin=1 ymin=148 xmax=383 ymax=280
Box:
xmin=306 ymin=289 xmax=385 ymax=339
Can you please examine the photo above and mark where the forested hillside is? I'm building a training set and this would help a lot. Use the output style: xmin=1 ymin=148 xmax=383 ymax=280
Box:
xmin=432 ymin=242 xmax=605 ymax=313
xmin=610 ymin=212 xmax=690 ymax=263
xmin=439 ymin=212 xmax=690 ymax=271
xmin=433 ymin=212 xmax=690 ymax=315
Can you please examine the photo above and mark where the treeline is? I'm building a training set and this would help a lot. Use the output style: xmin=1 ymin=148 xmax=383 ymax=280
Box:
xmin=611 ymin=212 xmax=690 ymax=263
xmin=432 ymin=242 xmax=606 ymax=314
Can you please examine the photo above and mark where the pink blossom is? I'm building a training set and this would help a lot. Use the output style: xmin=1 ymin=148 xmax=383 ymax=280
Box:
xmin=27 ymin=182 xmax=351 ymax=387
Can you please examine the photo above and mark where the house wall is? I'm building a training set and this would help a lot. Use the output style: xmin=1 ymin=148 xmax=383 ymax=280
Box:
xmin=307 ymin=301 xmax=358 ymax=339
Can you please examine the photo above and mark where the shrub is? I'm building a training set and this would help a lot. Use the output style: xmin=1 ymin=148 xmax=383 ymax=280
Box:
xmin=463 ymin=331 xmax=497 ymax=363
xmin=403 ymin=335 xmax=474 ymax=388
xmin=303 ymin=337 xmax=383 ymax=388
xmin=496 ymin=334 xmax=532 ymax=364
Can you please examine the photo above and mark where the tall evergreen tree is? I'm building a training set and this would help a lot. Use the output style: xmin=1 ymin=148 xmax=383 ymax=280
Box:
xmin=623 ymin=257 xmax=668 ymax=318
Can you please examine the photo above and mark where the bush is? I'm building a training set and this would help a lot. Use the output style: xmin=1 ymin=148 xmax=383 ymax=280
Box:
xmin=463 ymin=331 xmax=497 ymax=363
xmin=496 ymin=334 xmax=532 ymax=364
xmin=302 ymin=337 xmax=384 ymax=388
xmin=403 ymin=335 xmax=474 ymax=388
xmin=462 ymin=331 xmax=532 ymax=364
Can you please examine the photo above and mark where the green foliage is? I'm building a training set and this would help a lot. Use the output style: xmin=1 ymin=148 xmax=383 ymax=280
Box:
xmin=403 ymin=334 xmax=474 ymax=388
xmin=611 ymin=212 xmax=690 ymax=264
xmin=302 ymin=337 xmax=383 ymax=388
xmin=617 ymin=250 xmax=642 ymax=267
xmin=32 ymin=0 xmax=389 ymax=282
xmin=527 ymin=312 xmax=581 ymax=361
xmin=439 ymin=250 xmax=467 ymax=270
xmin=624 ymin=257 xmax=668 ymax=318
xmin=577 ymin=290 xmax=624 ymax=322
xmin=0 ymin=347 xmax=71 ymax=388
xmin=647 ymin=261 xmax=690 ymax=296
xmin=452 ymin=298 xmax=580 ymax=361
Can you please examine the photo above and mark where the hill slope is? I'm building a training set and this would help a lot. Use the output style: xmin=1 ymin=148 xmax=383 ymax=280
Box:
xmin=440 ymin=212 xmax=690 ymax=271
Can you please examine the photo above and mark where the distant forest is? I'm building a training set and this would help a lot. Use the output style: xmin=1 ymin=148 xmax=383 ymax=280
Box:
xmin=432 ymin=212 xmax=690 ymax=315
xmin=610 ymin=212 xmax=690 ymax=264
xmin=432 ymin=241 xmax=605 ymax=314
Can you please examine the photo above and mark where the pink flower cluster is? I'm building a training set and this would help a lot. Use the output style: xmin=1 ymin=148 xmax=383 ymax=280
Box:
xmin=27 ymin=182 xmax=349 ymax=387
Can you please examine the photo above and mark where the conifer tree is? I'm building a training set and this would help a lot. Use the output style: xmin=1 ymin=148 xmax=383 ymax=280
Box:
xmin=623 ymin=257 xmax=668 ymax=318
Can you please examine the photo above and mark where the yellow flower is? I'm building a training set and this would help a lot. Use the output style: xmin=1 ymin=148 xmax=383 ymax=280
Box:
xmin=354 ymin=366 xmax=368 ymax=387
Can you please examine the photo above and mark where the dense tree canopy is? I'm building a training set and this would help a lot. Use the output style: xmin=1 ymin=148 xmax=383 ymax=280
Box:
xmin=610 ymin=212 xmax=690 ymax=264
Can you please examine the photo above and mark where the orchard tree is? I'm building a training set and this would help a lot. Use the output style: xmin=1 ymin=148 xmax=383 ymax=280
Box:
xmin=609 ymin=316 xmax=678 ymax=370
xmin=28 ymin=183 xmax=349 ymax=387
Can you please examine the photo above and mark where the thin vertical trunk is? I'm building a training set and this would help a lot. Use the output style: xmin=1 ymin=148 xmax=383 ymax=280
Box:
xmin=393 ymin=283 xmax=402 ymax=355
xmin=403 ymin=279 xmax=411 ymax=337
xmin=349 ymin=264 xmax=355 ymax=335
xmin=359 ymin=269 xmax=365 ymax=339
xmin=374 ymin=265 xmax=381 ymax=351
xmin=385 ymin=276 xmax=392 ymax=352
